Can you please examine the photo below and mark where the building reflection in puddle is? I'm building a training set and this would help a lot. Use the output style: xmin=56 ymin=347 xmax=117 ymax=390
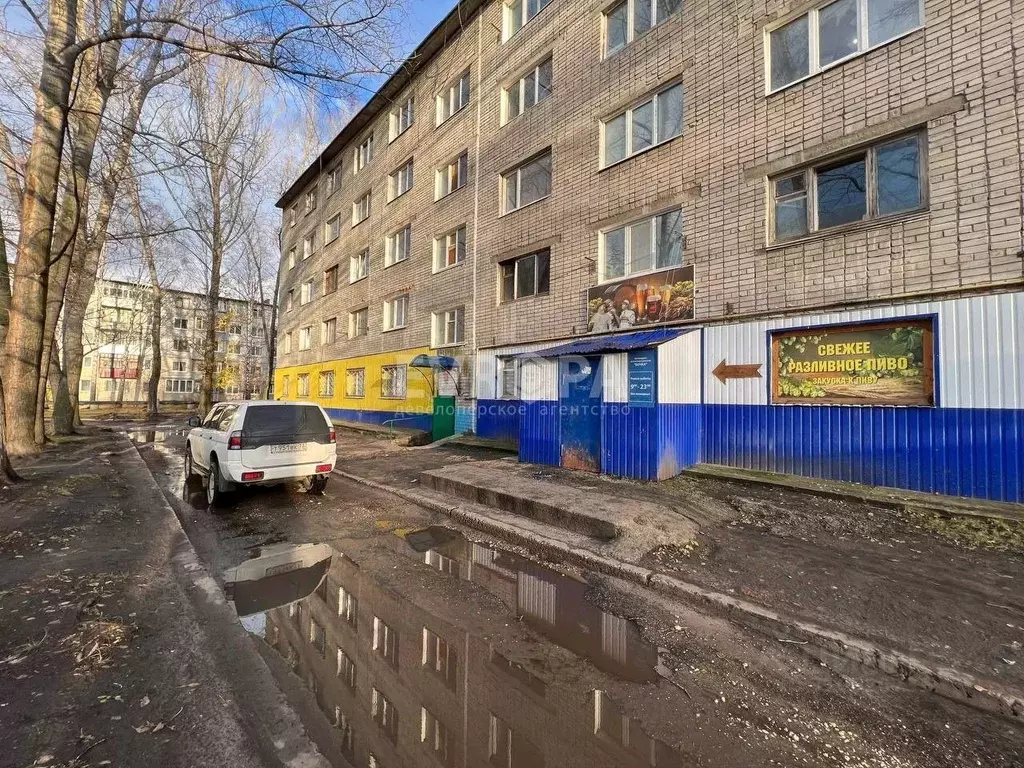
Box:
xmin=225 ymin=528 xmax=683 ymax=768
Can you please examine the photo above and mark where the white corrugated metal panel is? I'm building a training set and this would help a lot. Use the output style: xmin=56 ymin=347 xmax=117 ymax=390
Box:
xmin=603 ymin=353 xmax=629 ymax=403
xmin=600 ymin=612 xmax=628 ymax=663
xmin=517 ymin=573 xmax=556 ymax=624
xmin=476 ymin=341 xmax=566 ymax=400
xmin=521 ymin=358 xmax=558 ymax=402
xmin=703 ymin=291 xmax=1024 ymax=409
xmin=658 ymin=330 xmax=702 ymax=404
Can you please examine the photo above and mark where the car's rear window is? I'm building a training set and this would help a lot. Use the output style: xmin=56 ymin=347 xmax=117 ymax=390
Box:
xmin=242 ymin=405 xmax=328 ymax=440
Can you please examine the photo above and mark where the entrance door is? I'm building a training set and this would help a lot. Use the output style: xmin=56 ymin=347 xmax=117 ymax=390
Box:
xmin=432 ymin=396 xmax=456 ymax=442
xmin=559 ymin=356 xmax=601 ymax=472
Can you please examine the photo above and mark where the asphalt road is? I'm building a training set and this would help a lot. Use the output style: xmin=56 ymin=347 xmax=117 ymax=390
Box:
xmin=126 ymin=421 xmax=1024 ymax=768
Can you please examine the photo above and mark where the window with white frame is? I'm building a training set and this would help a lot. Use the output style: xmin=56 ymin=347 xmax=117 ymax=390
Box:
xmin=318 ymin=370 xmax=335 ymax=398
xmin=390 ymin=96 xmax=415 ymax=140
xmin=346 ymin=368 xmax=365 ymax=397
xmin=435 ymin=151 xmax=468 ymax=199
xmin=337 ymin=648 xmax=357 ymax=689
xmin=300 ymin=279 xmax=313 ymax=305
xmin=325 ymin=214 xmax=341 ymax=244
xmin=372 ymin=616 xmax=399 ymax=666
xmin=371 ymin=688 xmax=398 ymax=743
xmin=500 ymin=248 xmax=550 ymax=301
xmin=283 ymin=332 xmax=292 ymax=354
xmin=436 ymin=70 xmax=471 ymax=125
xmin=338 ymin=585 xmax=357 ymax=624
xmin=604 ymin=0 xmax=682 ymax=55
xmin=285 ymin=289 xmax=295 ymax=312
xmin=502 ymin=151 xmax=551 ymax=213
xmin=304 ymin=187 xmax=317 ymax=214
xmin=165 ymin=378 xmax=195 ymax=393
xmin=172 ymin=338 xmax=187 ymax=352
xmin=352 ymin=191 xmax=371 ymax=225
xmin=433 ymin=225 xmax=466 ymax=271
xmin=326 ymin=165 xmax=341 ymax=194
xmin=349 ymin=307 xmax=368 ymax=338
xmin=420 ymin=707 xmax=453 ymax=765
xmin=303 ymin=232 xmax=315 ymax=259
xmin=503 ymin=57 xmax=552 ymax=123
xmin=768 ymin=0 xmax=923 ymax=93
xmin=281 ymin=375 xmax=290 ymax=396
xmin=385 ymin=225 xmax=412 ymax=267
xmin=388 ymin=158 xmax=414 ymax=201
xmin=422 ymin=627 xmax=457 ymax=689
xmin=503 ymin=0 xmax=551 ymax=40
xmin=602 ymin=83 xmax=683 ymax=167
xmin=333 ymin=708 xmax=355 ymax=758
xmin=298 ymin=326 xmax=312 ymax=350
xmin=381 ymin=365 xmax=407 ymax=399
xmin=172 ymin=317 xmax=188 ymax=330
xmin=288 ymin=206 xmax=296 ymax=228
xmin=382 ymin=295 xmax=408 ymax=331
xmin=354 ymin=134 xmax=373 ymax=172
xmin=499 ymin=358 xmax=519 ymax=398
xmin=321 ymin=317 xmax=337 ymax=345
xmin=770 ymin=132 xmax=925 ymax=242
xmin=171 ymin=360 xmax=189 ymax=372
xmin=432 ymin=308 xmax=465 ymax=347
xmin=194 ymin=315 xmax=205 ymax=330
xmin=601 ymin=208 xmax=684 ymax=281
xmin=287 ymin=247 xmax=296 ymax=269
xmin=297 ymin=373 xmax=310 ymax=396
xmin=350 ymin=248 xmax=369 ymax=282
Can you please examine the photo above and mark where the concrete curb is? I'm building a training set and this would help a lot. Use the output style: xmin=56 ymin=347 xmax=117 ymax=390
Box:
xmin=334 ymin=466 xmax=1024 ymax=721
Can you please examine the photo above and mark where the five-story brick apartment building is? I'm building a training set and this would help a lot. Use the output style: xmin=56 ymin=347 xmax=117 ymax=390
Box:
xmin=276 ymin=0 xmax=1024 ymax=502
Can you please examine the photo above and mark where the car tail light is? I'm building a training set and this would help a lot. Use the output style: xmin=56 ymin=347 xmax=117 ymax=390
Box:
xmin=228 ymin=431 xmax=242 ymax=450
xmin=315 ymin=464 xmax=332 ymax=474
xmin=328 ymin=429 xmax=336 ymax=444
xmin=241 ymin=471 xmax=264 ymax=481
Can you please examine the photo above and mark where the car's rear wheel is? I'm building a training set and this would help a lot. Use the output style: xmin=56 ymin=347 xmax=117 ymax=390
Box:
xmin=206 ymin=457 xmax=228 ymax=507
xmin=308 ymin=474 xmax=329 ymax=495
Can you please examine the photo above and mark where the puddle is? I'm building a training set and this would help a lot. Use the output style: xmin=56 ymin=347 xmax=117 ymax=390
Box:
xmin=127 ymin=428 xmax=188 ymax=443
xmin=222 ymin=531 xmax=685 ymax=768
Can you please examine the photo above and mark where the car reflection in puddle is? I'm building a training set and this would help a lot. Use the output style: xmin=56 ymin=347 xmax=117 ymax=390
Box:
xmin=223 ymin=528 xmax=684 ymax=768
xmin=127 ymin=428 xmax=189 ymax=444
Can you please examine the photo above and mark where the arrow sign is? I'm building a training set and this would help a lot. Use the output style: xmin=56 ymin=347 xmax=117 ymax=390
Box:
xmin=713 ymin=359 xmax=763 ymax=384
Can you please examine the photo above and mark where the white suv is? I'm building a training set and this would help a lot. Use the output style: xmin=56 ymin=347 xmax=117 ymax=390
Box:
xmin=185 ymin=400 xmax=337 ymax=505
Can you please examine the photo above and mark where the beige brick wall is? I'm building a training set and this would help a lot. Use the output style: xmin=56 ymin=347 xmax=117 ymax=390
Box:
xmin=279 ymin=0 xmax=1024 ymax=399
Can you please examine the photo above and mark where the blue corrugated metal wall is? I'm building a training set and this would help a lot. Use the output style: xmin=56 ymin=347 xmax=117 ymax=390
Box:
xmin=703 ymin=404 xmax=1024 ymax=502
xmin=658 ymin=404 xmax=703 ymax=479
xmin=476 ymin=399 xmax=522 ymax=442
xmin=325 ymin=407 xmax=432 ymax=433
xmin=519 ymin=401 xmax=560 ymax=466
xmin=601 ymin=404 xmax=660 ymax=480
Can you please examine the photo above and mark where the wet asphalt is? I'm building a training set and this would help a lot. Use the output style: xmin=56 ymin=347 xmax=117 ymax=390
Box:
xmin=124 ymin=421 xmax=1024 ymax=768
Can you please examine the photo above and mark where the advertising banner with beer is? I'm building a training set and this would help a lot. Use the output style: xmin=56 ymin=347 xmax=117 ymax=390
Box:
xmin=587 ymin=265 xmax=695 ymax=334
xmin=771 ymin=319 xmax=935 ymax=406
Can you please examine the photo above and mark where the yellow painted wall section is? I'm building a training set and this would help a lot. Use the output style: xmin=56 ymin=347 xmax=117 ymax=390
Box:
xmin=274 ymin=346 xmax=435 ymax=415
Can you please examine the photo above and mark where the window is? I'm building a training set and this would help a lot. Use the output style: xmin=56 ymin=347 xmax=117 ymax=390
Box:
xmin=373 ymin=616 xmax=399 ymax=667
xmin=489 ymin=714 xmax=543 ymax=768
xmin=352 ymin=192 xmax=371 ymax=225
xmin=385 ymin=226 xmax=412 ymax=267
xmin=503 ymin=0 xmax=551 ymax=39
xmin=228 ymin=323 xmax=242 ymax=335
xmin=503 ymin=57 xmax=553 ymax=122
xmin=172 ymin=360 xmax=189 ymax=373
xmin=770 ymin=133 xmax=924 ymax=242
xmin=324 ymin=265 xmax=339 ymax=295
xmin=346 ymin=368 xmax=366 ymax=397
xmin=303 ymin=232 xmax=315 ymax=259
xmin=354 ymin=134 xmax=373 ymax=172
xmin=195 ymin=316 xmax=206 ymax=330
xmin=288 ymin=206 xmax=296 ymax=228
xmin=381 ymin=365 xmax=407 ymax=399
xmin=318 ymin=370 xmax=335 ymax=398
xmin=604 ymin=0 xmax=682 ymax=55
xmin=297 ymin=373 xmax=310 ymax=396
xmin=390 ymin=96 xmax=415 ymax=140
xmin=422 ymin=628 xmax=457 ymax=689
xmin=382 ymin=295 xmax=408 ymax=331
xmin=768 ymin=0 xmax=923 ymax=92
xmin=601 ymin=208 xmax=683 ymax=281
xmin=326 ymin=165 xmax=342 ymax=195
xmin=300 ymin=280 xmax=313 ymax=305
xmin=287 ymin=248 xmax=296 ymax=270
xmin=298 ymin=326 xmax=312 ymax=350
xmin=435 ymin=152 xmax=468 ymax=199
xmin=436 ymin=70 xmax=471 ymax=125
xmin=499 ymin=358 xmax=519 ymax=398
xmin=281 ymin=375 xmax=290 ymax=396
xmin=333 ymin=708 xmax=355 ymax=759
xmin=173 ymin=338 xmax=188 ymax=352
xmin=421 ymin=707 xmax=453 ymax=766
xmin=165 ymin=378 xmax=195 ymax=393
xmin=304 ymin=188 xmax=317 ymax=214
xmin=321 ymin=317 xmax=337 ymax=345
xmin=337 ymin=648 xmax=357 ymax=689
xmin=325 ymin=214 xmax=341 ymax=244
xmin=310 ymin=619 xmax=326 ymax=656
xmin=172 ymin=317 xmax=188 ymax=330
xmin=283 ymin=332 xmax=292 ymax=354
xmin=371 ymin=688 xmax=398 ymax=744
xmin=338 ymin=586 xmax=357 ymax=625
xmin=286 ymin=290 xmax=295 ymax=312
xmin=433 ymin=226 xmax=466 ymax=271
xmin=432 ymin=308 xmax=465 ymax=347
xmin=500 ymin=248 xmax=550 ymax=301
xmin=502 ymin=151 xmax=551 ymax=213
xmin=349 ymin=308 xmax=369 ymax=338
xmin=388 ymin=159 xmax=414 ymax=201
xmin=602 ymin=83 xmax=683 ymax=166
xmin=350 ymin=248 xmax=369 ymax=282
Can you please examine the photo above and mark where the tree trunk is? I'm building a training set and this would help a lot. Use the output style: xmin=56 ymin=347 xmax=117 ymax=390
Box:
xmin=48 ymin=344 xmax=73 ymax=435
xmin=3 ymin=0 xmax=78 ymax=455
xmin=0 ymin=373 xmax=20 ymax=483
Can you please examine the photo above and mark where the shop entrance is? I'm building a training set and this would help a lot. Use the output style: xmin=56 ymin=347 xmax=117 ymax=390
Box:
xmin=559 ymin=356 xmax=602 ymax=472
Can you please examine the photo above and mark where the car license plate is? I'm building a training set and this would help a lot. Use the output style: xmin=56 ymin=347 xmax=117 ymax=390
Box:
xmin=270 ymin=443 xmax=308 ymax=454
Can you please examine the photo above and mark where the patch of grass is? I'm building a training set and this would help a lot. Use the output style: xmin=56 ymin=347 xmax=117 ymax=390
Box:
xmin=906 ymin=509 xmax=1024 ymax=552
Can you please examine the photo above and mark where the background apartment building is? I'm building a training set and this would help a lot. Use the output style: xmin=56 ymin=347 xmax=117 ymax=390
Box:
xmin=277 ymin=0 xmax=1024 ymax=502
xmin=80 ymin=278 xmax=270 ymax=406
